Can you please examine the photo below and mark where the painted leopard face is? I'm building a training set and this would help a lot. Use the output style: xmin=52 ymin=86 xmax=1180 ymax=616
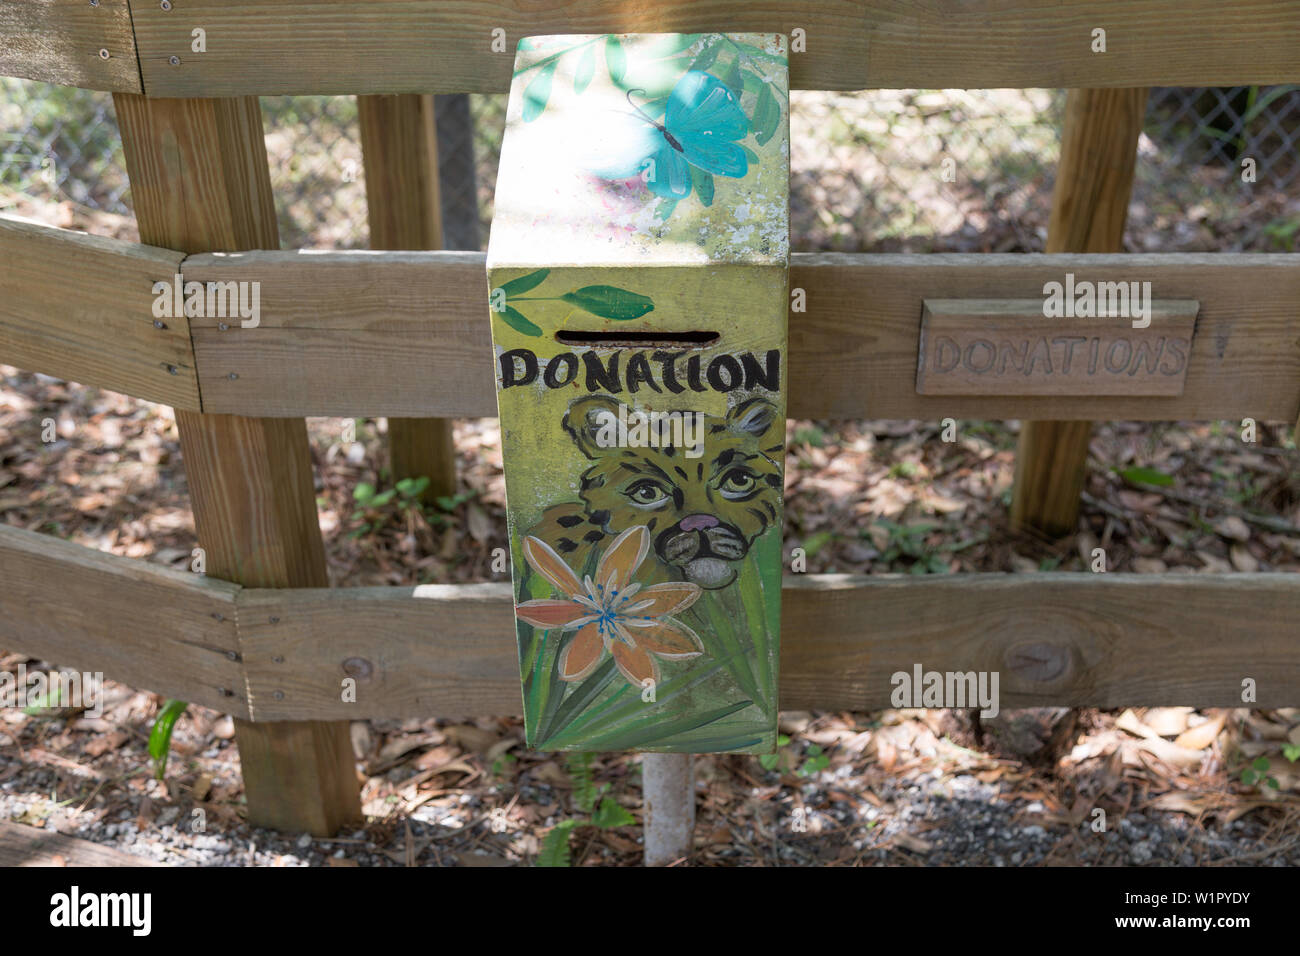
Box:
xmin=563 ymin=394 xmax=783 ymax=588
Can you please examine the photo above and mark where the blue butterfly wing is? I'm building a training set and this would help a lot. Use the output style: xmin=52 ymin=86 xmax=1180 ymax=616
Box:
xmin=666 ymin=72 xmax=749 ymax=140
xmin=674 ymin=131 xmax=748 ymax=178
xmin=644 ymin=141 xmax=692 ymax=199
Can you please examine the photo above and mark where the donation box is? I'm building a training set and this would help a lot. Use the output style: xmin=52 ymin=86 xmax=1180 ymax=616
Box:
xmin=487 ymin=33 xmax=789 ymax=753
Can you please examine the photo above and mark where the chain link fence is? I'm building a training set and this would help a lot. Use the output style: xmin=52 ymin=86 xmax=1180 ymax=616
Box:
xmin=2 ymin=79 xmax=1297 ymax=253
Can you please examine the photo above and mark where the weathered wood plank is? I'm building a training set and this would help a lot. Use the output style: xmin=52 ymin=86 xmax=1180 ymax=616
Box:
xmin=0 ymin=524 xmax=247 ymax=717
xmin=1 ymin=529 xmax=1295 ymax=717
xmin=0 ymin=216 xmax=197 ymax=409
xmin=916 ymin=298 xmax=1197 ymax=396
xmin=0 ymin=821 xmax=167 ymax=866
xmin=124 ymin=1 xmax=1300 ymax=96
xmin=1013 ymin=86 xmax=1149 ymax=536
xmin=116 ymin=92 xmax=361 ymax=836
xmin=358 ymin=92 xmax=458 ymax=503
xmin=238 ymin=573 xmax=1300 ymax=721
xmin=0 ymin=0 xmax=140 ymax=92
xmin=182 ymin=251 xmax=1300 ymax=422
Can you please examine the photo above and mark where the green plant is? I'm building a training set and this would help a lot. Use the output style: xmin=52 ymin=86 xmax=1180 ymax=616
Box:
xmin=758 ymin=735 xmax=830 ymax=776
xmin=1240 ymin=755 xmax=1280 ymax=790
xmin=349 ymin=476 xmax=436 ymax=535
xmin=759 ymin=734 xmax=793 ymax=771
xmin=148 ymin=699 xmax=188 ymax=780
xmin=490 ymin=752 xmax=518 ymax=777
xmin=536 ymin=753 xmax=637 ymax=867
xmin=793 ymin=425 xmax=826 ymax=448
xmin=433 ymin=490 xmax=477 ymax=513
xmin=871 ymin=519 xmax=950 ymax=575
xmin=797 ymin=743 xmax=830 ymax=777
xmin=1116 ymin=465 xmax=1175 ymax=487
xmin=21 ymin=683 xmax=63 ymax=716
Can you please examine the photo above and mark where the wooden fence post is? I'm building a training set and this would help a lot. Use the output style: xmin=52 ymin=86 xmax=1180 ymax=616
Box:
xmin=114 ymin=94 xmax=361 ymax=835
xmin=1011 ymin=88 xmax=1149 ymax=536
xmin=358 ymin=93 xmax=457 ymax=503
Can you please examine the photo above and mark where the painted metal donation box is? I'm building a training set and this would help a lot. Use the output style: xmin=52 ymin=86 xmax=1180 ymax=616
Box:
xmin=486 ymin=33 xmax=790 ymax=753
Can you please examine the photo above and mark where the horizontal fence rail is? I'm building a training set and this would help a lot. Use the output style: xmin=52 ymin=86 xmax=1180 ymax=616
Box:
xmin=3 ymin=524 xmax=1299 ymax=720
xmin=3 ymin=217 xmax=1299 ymax=423
xmin=3 ymin=1 xmax=1300 ymax=95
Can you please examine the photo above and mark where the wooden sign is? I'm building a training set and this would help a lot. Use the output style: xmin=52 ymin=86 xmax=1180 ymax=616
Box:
xmin=916 ymin=298 xmax=1199 ymax=396
xmin=487 ymin=33 xmax=789 ymax=754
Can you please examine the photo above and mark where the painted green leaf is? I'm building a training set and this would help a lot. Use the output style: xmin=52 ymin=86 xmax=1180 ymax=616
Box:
xmin=560 ymin=286 xmax=654 ymax=320
xmin=574 ymin=44 xmax=597 ymax=94
xmin=689 ymin=40 xmax=720 ymax=71
xmin=592 ymin=797 xmax=636 ymax=829
xmin=721 ymin=56 xmax=743 ymax=97
xmin=752 ymin=82 xmax=780 ymax=146
xmin=690 ymin=165 xmax=715 ymax=206
xmin=498 ymin=268 xmax=550 ymax=297
xmin=739 ymin=143 xmax=760 ymax=165
xmin=584 ymin=700 xmax=754 ymax=751
xmin=605 ymin=36 xmax=626 ymax=85
xmin=522 ymin=60 xmax=557 ymax=122
xmin=501 ymin=305 xmax=543 ymax=336
xmin=734 ymin=41 xmax=787 ymax=63
xmin=1117 ymin=465 xmax=1174 ymax=487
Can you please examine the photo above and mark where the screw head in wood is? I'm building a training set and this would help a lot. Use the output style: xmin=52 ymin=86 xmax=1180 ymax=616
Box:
xmin=165 ymin=364 xmax=179 ymax=375
xmin=227 ymin=372 xmax=238 ymax=380
xmin=273 ymin=690 xmax=285 ymax=700
xmin=160 ymin=0 xmax=172 ymax=9
xmin=217 ymin=321 xmax=229 ymax=331
xmin=169 ymin=55 xmax=181 ymax=66
xmin=99 ymin=49 xmax=110 ymax=60
xmin=153 ymin=319 xmax=167 ymax=329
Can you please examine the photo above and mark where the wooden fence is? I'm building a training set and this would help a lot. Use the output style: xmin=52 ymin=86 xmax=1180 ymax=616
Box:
xmin=1 ymin=1 xmax=1298 ymax=836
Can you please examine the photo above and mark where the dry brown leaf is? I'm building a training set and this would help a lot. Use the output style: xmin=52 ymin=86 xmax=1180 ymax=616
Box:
xmin=1229 ymin=544 xmax=1259 ymax=572
xmin=1116 ymin=709 xmax=1158 ymax=739
xmin=191 ymin=773 xmax=212 ymax=802
xmin=1213 ymin=515 xmax=1251 ymax=542
xmin=1142 ymin=707 xmax=1193 ymax=737
xmin=1174 ymin=711 xmax=1226 ymax=751
xmin=443 ymin=724 xmax=497 ymax=753
xmin=213 ymin=715 xmax=236 ymax=740
xmin=82 ymin=730 xmax=128 ymax=758
xmin=892 ymin=832 xmax=932 ymax=853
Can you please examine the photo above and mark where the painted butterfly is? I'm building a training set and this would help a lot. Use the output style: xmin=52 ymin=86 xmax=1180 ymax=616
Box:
xmin=585 ymin=70 xmax=751 ymax=203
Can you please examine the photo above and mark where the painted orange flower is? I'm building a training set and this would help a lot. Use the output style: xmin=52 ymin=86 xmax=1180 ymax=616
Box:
xmin=515 ymin=525 xmax=704 ymax=688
